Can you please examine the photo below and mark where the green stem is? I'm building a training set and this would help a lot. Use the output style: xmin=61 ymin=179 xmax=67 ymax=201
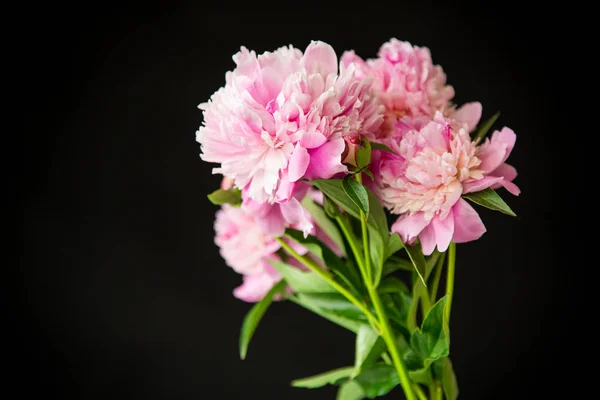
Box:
xmin=369 ymin=286 xmax=416 ymax=400
xmin=276 ymin=237 xmax=380 ymax=330
xmin=446 ymin=243 xmax=456 ymax=322
xmin=420 ymin=287 xmax=432 ymax=318
xmin=335 ymin=216 xmax=365 ymax=272
xmin=413 ymin=384 xmax=428 ymax=400
xmin=360 ymin=212 xmax=372 ymax=284
xmin=352 ymin=176 xmax=415 ymax=400
xmin=434 ymin=382 xmax=443 ymax=400
xmin=429 ymin=252 xmax=447 ymax=302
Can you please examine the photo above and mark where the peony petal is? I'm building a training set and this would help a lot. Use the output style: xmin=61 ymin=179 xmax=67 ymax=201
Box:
xmin=478 ymin=127 xmax=516 ymax=173
xmin=462 ymin=176 xmax=505 ymax=194
xmin=496 ymin=179 xmax=521 ymax=196
xmin=391 ymin=212 xmax=430 ymax=244
xmin=252 ymin=203 xmax=286 ymax=237
xmin=493 ymin=127 xmax=516 ymax=164
xmin=453 ymin=102 xmax=482 ymax=132
xmin=432 ymin=211 xmax=455 ymax=252
xmin=304 ymin=138 xmax=349 ymax=179
xmin=233 ymin=266 xmax=282 ymax=303
xmin=301 ymin=41 xmax=338 ymax=77
xmin=299 ymin=129 xmax=328 ymax=149
xmin=275 ymin=171 xmax=296 ymax=203
xmin=489 ymin=163 xmax=520 ymax=195
xmin=288 ymin=144 xmax=310 ymax=182
xmin=419 ymin=223 xmax=437 ymax=256
xmin=451 ymin=199 xmax=486 ymax=243
xmin=280 ymin=197 xmax=314 ymax=237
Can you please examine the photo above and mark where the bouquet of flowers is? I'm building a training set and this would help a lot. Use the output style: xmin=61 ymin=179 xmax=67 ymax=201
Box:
xmin=195 ymin=39 xmax=519 ymax=399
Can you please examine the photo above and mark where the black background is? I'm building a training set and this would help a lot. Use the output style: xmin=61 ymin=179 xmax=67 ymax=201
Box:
xmin=19 ymin=3 xmax=576 ymax=399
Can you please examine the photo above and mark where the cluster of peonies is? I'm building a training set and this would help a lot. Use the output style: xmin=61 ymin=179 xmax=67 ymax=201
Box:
xmin=198 ymin=39 xmax=519 ymax=301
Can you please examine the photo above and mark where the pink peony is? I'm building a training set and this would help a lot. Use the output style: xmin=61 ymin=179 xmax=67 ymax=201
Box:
xmin=341 ymin=38 xmax=455 ymax=120
xmin=197 ymin=41 xmax=384 ymax=204
xmin=372 ymin=112 xmax=519 ymax=255
xmin=215 ymin=204 xmax=285 ymax=302
xmin=214 ymin=195 xmax=330 ymax=302
xmin=341 ymin=39 xmax=482 ymax=135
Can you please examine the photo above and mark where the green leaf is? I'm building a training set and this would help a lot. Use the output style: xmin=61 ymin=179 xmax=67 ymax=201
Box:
xmin=342 ymin=176 xmax=369 ymax=217
xmin=311 ymin=180 xmax=389 ymax=287
xmin=404 ymin=242 xmax=428 ymax=287
xmin=323 ymin=193 xmax=342 ymax=218
xmin=356 ymin=137 xmax=372 ymax=169
xmin=463 ymin=188 xmax=516 ymax=217
xmin=382 ymin=257 xmax=413 ymax=276
xmin=385 ymin=233 xmax=404 ymax=259
xmin=354 ymin=364 xmax=399 ymax=398
xmin=269 ymin=260 xmax=337 ymax=293
xmin=287 ymin=294 xmax=363 ymax=333
xmin=370 ymin=142 xmax=397 ymax=155
xmin=285 ymin=228 xmax=360 ymax=292
xmin=292 ymin=366 xmax=355 ymax=388
xmin=353 ymin=326 xmax=385 ymax=377
xmin=239 ymin=280 xmax=286 ymax=360
xmin=379 ymin=277 xmax=411 ymax=329
xmin=437 ymin=358 xmax=459 ymax=400
xmin=312 ymin=179 xmax=360 ymax=219
xmin=410 ymin=296 xmax=450 ymax=369
xmin=207 ymin=188 xmax=241 ymax=206
xmin=311 ymin=180 xmax=388 ymax=240
xmin=473 ymin=111 xmax=500 ymax=142
xmin=378 ymin=276 xmax=409 ymax=294
xmin=296 ymin=292 xmax=368 ymax=321
xmin=368 ymin=225 xmax=384 ymax=288
xmin=301 ymin=196 xmax=345 ymax=255
xmin=337 ymin=380 xmax=365 ymax=400
xmin=366 ymin=189 xmax=389 ymax=241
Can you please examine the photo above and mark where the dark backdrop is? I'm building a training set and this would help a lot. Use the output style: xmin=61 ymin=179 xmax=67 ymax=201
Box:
xmin=19 ymin=3 xmax=576 ymax=399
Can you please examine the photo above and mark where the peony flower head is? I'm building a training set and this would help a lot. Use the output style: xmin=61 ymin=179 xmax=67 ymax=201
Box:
xmin=341 ymin=38 xmax=455 ymax=121
xmin=215 ymin=204 xmax=286 ymax=302
xmin=214 ymin=190 xmax=334 ymax=302
xmin=197 ymin=41 xmax=384 ymax=204
xmin=372 ymin=112 xmax=519 ymax=255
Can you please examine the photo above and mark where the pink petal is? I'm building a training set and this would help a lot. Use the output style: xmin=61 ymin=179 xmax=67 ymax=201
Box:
xmin=420 ymin=118 xmax=449 ymax=152
xmin=489 ymin=163 xmax=520 ymax=195
xmin=304 ymin=138 xmax=349 ymax=179
xmin=451 ymin=199 xmax=486 ymax=243
xmin=280 ymin=197 xmax=313 ymax=237
xmin=275 ymin=171 xmax=297 ymax=202
xmin=233 ymin=266 xmax=282 ymax=303
xmin=419 ymin=222 xmax=436 ymax=256
xmin=491 ymin=162 xmax=517 ymax=182
xmin=299 ymin=129 xmax=328 ymax=149
xmin=496 ymin=180 xmax=521 ymax=196
xmin=494 ymin=127 xmax=516 ymax=164
xmin=301 ymin=41 xmax=338 ymax=77
xmin=391 ymin=212 xmax=430 ymax=244
xmin=477 ymin=142 xmax=507 ymax=174
xmin=462 ymin=176 xmax=505 ymax=194
xmin=453 ymin=102 xmax=482 ymax=132
xmin=245 ymin=200 xmax=286 ymax=237
xmin=432 ymin=211 xmax=455 ymax=252
xmin=478 ymin=127 xmax=516 ymax=173
xmin=288 ymin=144 xmax=310 ymax=182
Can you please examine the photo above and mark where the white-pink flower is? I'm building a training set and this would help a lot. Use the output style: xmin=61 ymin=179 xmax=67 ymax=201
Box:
xmin=372 ymin=112 xmax=519 ymax=255
xmin=197 ymin=41 xmax=384 ymax=204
